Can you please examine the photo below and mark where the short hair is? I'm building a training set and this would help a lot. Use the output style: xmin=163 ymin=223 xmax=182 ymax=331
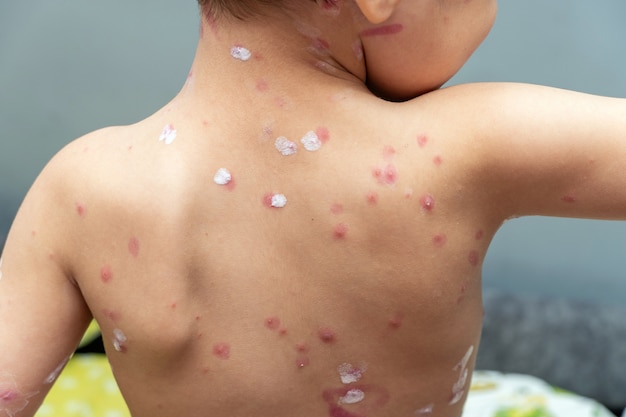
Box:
xmin=197 ymin=0 xmax=284 ymax=20
xmin=197 ymin=0 xmax=337 ymax=20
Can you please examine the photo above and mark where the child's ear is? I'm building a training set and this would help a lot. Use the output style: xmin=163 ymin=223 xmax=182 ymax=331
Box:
xmin=354 ymin=0 xmax=401 ymax=24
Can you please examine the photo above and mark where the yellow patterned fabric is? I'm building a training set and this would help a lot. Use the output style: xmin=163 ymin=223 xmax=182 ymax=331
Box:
xmin=36 ymin=355 xmax=130 ymax=417
xmin=78 ymin=321 xmax=101 ymax=349
xmin=464 ymin=371 xmax=615 ymax=417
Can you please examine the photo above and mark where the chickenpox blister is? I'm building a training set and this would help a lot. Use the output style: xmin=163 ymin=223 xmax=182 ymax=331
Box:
xmin=0 ymin=372 xmax=39 ymax=417
xmin=213 ymin=168 xmax=232 ymax=186
xmin=275 ymin=137 xmax=298 ymax=156
xmin=270 ymin=194 xmax=287 ymax=208
xmin=339 ymin=388 xmax=365 ymax=405
xmin=230 ymin=46 xmax=252 ymax=61
xmin=337 ymin=363 xmax=366 ymax=384
xmin=301 ymin=131 xmax=322 ymax=152
xmin=159 ymin=124 xmax=177 ymax=145
xmin=113 ymin=329 xmax=128 ymax=353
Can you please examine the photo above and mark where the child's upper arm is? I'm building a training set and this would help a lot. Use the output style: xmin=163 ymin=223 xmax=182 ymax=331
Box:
xmin=441 ymin=83 xmax=626 ymax=222
xmin=0 ymin=143 xmax=92 ymax=416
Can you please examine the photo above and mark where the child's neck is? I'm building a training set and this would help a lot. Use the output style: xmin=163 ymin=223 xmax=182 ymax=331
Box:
xmin=182 ymin=12 xmax=367 ymax=102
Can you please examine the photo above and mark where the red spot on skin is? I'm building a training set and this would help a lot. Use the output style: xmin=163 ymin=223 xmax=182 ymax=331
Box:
xmin=128 ymin=237 xmax=140 ymax=258
xmin=433 ymin=233 xmax=447 ymax=248
xmin=433 ymin=155 xmax=443 ymax=166
xmin=31 ymin=230 xmax=37 ymax=237
xmin=170 ymin=302 xmax=177 ymax=310
xmin=296 ymin=355 xmax=310 ymax=369
xmin=75 ymin=203 xmax=86 ymax=217
xmin=205 ymin=15 xmax=220 ymax=40
xmin=331 ymin=203 xmax=344 ymax=215
xmin=279 ymin=328 xmax=288 ymax=336
xmin=318 ymin=327 xmax=337 ymax=344
xmin=333 ymin=223 xmax=349 ymax=240
xmin=103 ymin=308 xmax=121 ymax=322
xmin=1 ymin=390 xmax=19 ymax=402
xmin=316 ymin=127 xmax=330 ymax=143
xmin=100 ymin=265 xmax=113 ymax=283
xmin=321 ymin=0 xmax=340 ymax=11
xmin=212 ymin=343 xmax=231 ymax=360
xmin=475 ymin=230 xmax=484 ymax=240
xmin=359 ymin=24 xmax=404 ymax=37
xmin=366 ymin=191 xmax=379 ymax=205
xmin=262 ymin=193 xmax=274 ymax=208
xmin=562 ymin=195 xmax=577 ymax=203
xmin=383 ymin=145 xmax=396 ymax=160
xmin=195 ymin=315 xmax=202 ymax=321
xmin=225 ymin=175 xmax=236 ymax=191
xmin=313 ymin=37 xmax=330 ymax=50
xmin=373 ymin=164 xmax=398 ymax=185
xmin=253 ymin=52 xmax=264 ymax=61
xmin=468 ymin=250 xmax=480 ymax=267
xmin=457 ymin=279 xmax=470 ymax=304
xmin=296 ymin=342 xmax=310 ymax=353
xmin=256 ymin=79 xmax=269 ymax=92
xmin=388 ymin=312 xmax=404 ymax=329
xmin=328 ymin=405 xmax=361 ymax=417
xmin=274 ymin=96 xmax=287 ymax=108
xmin=420 ymin=194 xmax=436 ymax=212
xmin=187 ymin=69 xmax=193 ymax=80
xmin=265 ymin=316 xmax=281 ymax=330
xmin=417 ymin=134 xmax=429 ymax=148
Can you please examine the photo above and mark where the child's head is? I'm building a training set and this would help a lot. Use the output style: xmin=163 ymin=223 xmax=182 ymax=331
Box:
xmin=196 ymin=0 xmax=497 ymax=100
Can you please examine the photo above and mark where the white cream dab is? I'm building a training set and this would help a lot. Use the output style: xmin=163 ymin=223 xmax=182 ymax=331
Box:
xmin=44 ymin=356 xmax=70 ymax=385
xmin=230 ymin=46 xmax=252 ymax=61
xmin=415 ymin=404 xmax=435 ymax=415
xmin=112 ymin=329 xmax=128 ymax=352
xmin=352 ymin=39 xmax=364 ymax=61
xmin=275 ymin=136 xmax=298 ymax=156
xmin=449 ymin=345 xmax=474 ymax=405
xmin=339 ymin=389 xmax=365 ymax=405
xmin=159 ymin=124 xmax=177 ymax=145
xmin=337 ymin=363 xmax=365 ymax=384
xmin=271 ymin=194 xmax=288 ymax=208
xmin=301 ymin=131 xmax=322 ymax=152
xmin=213 ymin=168 xmax=232 ymax=186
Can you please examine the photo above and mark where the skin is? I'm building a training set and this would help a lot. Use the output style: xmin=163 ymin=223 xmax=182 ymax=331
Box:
xmin=2 ymin=0 xmax=626 ymax=416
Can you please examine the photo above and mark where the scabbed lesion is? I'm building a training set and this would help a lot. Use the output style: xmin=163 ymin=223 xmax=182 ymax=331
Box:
xmin=0 ymin=373 xmax=39 ymax=417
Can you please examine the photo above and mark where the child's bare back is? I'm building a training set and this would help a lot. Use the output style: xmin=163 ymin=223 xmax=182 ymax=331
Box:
xmin=66 ymin=74 xmax=490 ymax=417
xmin=3 ymin=1 xmax=626 ymax=417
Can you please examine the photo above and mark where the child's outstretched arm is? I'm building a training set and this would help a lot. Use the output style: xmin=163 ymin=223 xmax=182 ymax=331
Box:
xmin=0 ymin=146 xmax=92 ymax=417
xmin=427 ymin=82 xmax=626 ymax=223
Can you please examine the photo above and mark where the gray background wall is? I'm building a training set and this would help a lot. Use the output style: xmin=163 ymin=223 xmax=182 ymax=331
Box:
xmin=1 ymin=1 xmax=626 ymax=306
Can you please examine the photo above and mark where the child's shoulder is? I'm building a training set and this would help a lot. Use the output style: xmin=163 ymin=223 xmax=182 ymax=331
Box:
xmin=36 ymin=124 xmax=157 ymax=218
